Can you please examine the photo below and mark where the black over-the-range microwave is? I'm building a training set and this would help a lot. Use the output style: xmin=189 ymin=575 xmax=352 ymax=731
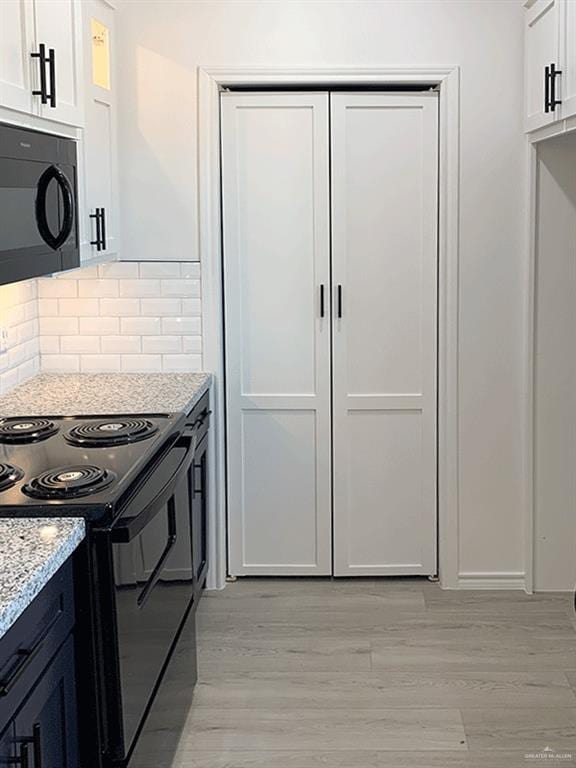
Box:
xmin=0 ymin=122 xmax=80 ymax=286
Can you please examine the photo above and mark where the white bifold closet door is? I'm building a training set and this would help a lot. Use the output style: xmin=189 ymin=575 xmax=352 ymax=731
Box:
xmin=222 ymin=90 xmax=438 ymax=577
xmin=331 ymin=93 xmax=438 ymax=576
xmin=221 ymin=92 xmax=332 ymax=575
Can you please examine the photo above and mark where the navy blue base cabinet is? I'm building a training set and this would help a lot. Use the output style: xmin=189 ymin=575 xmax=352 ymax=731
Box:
xmin=0 ymin=560 xmax=79 ymax=767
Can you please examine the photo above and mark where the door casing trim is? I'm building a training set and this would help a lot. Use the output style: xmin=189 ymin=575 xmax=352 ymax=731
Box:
xmin=198 ymin=66 xmax=461 ymax=590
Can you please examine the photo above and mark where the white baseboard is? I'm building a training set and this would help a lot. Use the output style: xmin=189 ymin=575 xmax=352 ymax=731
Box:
xmin=456 ymin=571 xmax=527 ymax=590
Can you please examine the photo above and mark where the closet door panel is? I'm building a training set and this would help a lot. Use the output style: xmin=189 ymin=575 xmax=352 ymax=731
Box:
xmin=331 ymin=93 xmax=438 ymax=576
xmin=222 ymin=93 xmax=332 ymax=575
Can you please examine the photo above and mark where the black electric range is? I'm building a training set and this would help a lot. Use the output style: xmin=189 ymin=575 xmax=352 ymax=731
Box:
xmin=0 ymin=412 xmax=186 ymax=521
xmin=0 ymin=405 xmax=209 ymax=768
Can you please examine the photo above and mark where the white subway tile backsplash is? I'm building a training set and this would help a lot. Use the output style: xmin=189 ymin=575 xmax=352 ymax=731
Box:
xmin=63 ymin=265 xmax=99 ymax=280
xmin=38 ymin=298 xmax=59 ymax=316
xmin=40 ymin=336 xmax=60 ymax=354
xmin=121 ymin=354 xmax=162 ymax=373
xmin=181 ymin=299 xmax=202 ymax=316
xmin=180 ymin=263 xmax=201 ymax=279
xmin=59 ymin=298 xmax=99 ymax=316
xmin=0 ymin=370 xmax=19 ymax=394
xmin=162 ymin=354 xmax=202 ymax=372
xmin=0 ymin=279 xmax=41 ymax=394
xmin=78 ymin=279 xmax=119 ymax=298
xmin=40 ymin=317 xmax=79 ymax=335
xmin=80 ymin=354 xmax=121 ymax=372
xmin=161 ymin=317 xmax=201 ymax=336
xmin=37 ymin=279 xmax=78 ymax=299
xmin=182 ymin=336 xmax=202 ymax=354
xmin=16 ymin=320 xmax=37 ymax=344
xmin=160 ymin=279 xmax=199 ymax=298
xmin=140 ymin=298 xmax=181 ymax=316
xmin=138 ymin=262 xmax=180 ymax=279
xmin=99 ymin=298 xmax=140 ymax=316
xmin=79 ymin=317 xmax=120 ymax=335
xmin=61 ymin=336 xmax=101 ymax=354
xmin=42 ymin=354 xmax=81 ymax=372
xmin=142 ymin=336 xmax=181 ymax=354
xmin=98 ymin=262 xmax=139 ymax=279
xmin=0 ymin=261 xmax=204 ymax=394
xmin=101 ymin=335 xmax=141 ymax=353
xmin=119 ymin=279 xmax=160 ymax=298
xmin=120 ymin=317 xmax=162 ymax=336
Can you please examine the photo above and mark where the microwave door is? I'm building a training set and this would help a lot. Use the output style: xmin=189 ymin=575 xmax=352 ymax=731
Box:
xmin=0 ymin=157 xmax=61 ymax=283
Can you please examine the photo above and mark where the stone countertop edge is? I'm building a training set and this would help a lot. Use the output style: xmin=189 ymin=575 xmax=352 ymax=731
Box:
xmin=0 ymin=372 xmax=212 ymax=418
xmin=0 ymin=518 xmax=85 ymax=639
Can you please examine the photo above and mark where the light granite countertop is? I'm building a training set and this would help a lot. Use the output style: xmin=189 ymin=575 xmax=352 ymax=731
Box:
xmin=0 ymin=372 xmax=211 ymax=417
xmin=0 ymin=518 xmax=85 ymax=638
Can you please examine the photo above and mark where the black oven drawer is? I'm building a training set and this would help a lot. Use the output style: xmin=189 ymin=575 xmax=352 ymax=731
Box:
xmin=0 ymin=560 xmax=75 ymax=726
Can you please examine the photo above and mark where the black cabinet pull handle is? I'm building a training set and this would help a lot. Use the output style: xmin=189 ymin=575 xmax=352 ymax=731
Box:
xmin=100 ymin=207 xmax=107 ymax=251
xmin=545 ymin=62 xmax=562 ymax=113
xmin=90 ymin=208 xmax=102 ymax=250
xmin=31 ymin=44 xmax=55 ymax=107
xmin=320 ymin=284 xmax=325 ymax=318
xmin=8 ymin=742 xmax=30 ymax=767
xmin=550 ymin=62 xmax=562 ymax=111
xmin=337 ymin=285 xmax=343 ymax=319
xmin=32 ymin=724 xmax=42 ymax=768
xmin=90 ymin=208 xmax=107 ymax=251
xmin=47 ymin=47 xmax=56 ymax=108
xmin=31 ymin=44 xmax=48 ymax=104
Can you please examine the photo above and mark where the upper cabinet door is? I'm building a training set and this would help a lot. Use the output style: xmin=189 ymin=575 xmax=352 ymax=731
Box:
xmin=561 ymin=0 xmax=576 ymax=119
xmin=0 ymin=0 xmax=35 ymax=115
xmin=82 ymin=0 xmax=118 ymax=261
xmin=525 ymin=0 xmax=562 ymax=131
xmin=34 ymin=0 xmax=84 ymax=126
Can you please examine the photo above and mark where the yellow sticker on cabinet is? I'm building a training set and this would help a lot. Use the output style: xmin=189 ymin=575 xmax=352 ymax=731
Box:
xmin=91 ymin=18 xmax=110 ymax=90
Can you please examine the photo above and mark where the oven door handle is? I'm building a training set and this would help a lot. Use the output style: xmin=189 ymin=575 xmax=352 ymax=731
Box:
xmin=136 ymin=497 xmax=177 ymax=609
xmin=110 ymin=427 xmax=199 ymax=543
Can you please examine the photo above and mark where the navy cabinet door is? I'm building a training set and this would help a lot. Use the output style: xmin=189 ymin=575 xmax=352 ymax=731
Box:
xmin=13 ymin=635 xmax=78 ymax=768
xmin=0 ymin=723 xmax=14 ymax=765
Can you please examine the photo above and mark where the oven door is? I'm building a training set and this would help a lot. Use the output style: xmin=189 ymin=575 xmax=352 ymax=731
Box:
xmin=0 ymin=125 xmax=79 ymax=285
xmin=94 ymin=431 xmax=197 ymax=765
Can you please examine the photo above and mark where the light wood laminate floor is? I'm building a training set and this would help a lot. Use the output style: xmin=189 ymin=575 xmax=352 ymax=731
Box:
xmin=132 ymin=578 xmax=576 ymax=768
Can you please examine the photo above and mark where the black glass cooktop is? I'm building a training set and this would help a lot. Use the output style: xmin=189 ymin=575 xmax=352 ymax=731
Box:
xmin=0 ymin=412 xmax=186 ymax=521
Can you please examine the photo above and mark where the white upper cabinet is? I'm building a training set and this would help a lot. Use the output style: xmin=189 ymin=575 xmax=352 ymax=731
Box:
xmin=33 ymin=0 xmax=83 ymax=126
xmin=0 ymin=0 xmax=83 ymax=127
xmin=0 ymin=0 xmax=35 ymax=114
xmin=525 ymin=0 xmax=576 ymax=131
xmin=525 ymin=0 xmax=562 ymax=131
xmin=81 ymin=0 xmax=118 ymax=262
xmin=561 ymin=0 xmax=576 ymax=119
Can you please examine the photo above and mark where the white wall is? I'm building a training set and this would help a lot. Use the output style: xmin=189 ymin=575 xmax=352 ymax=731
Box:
xmin=117 ymin=0 xmax=527 ymax=585
xmin=534 ymin=134 xmax=576 ymax=591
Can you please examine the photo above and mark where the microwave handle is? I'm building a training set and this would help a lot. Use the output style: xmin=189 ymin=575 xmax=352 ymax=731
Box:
xmin=35 ymin=165 xmax=74 ymax=250
xmin=110 ymin=428 xmax=199 ymax=543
